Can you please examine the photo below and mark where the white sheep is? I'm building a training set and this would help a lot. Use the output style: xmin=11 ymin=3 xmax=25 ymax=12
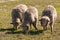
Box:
xmin=39 ymin=5 xmax=57 ymax=32
xmin=21 ymin=6 xmax=38 ymax=33
xmin=11 ymin=4 xmax=28 ymax=30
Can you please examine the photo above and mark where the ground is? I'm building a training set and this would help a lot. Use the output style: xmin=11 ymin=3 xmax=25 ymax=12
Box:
xmin=0 ymin=0 xmax=60 ymax=40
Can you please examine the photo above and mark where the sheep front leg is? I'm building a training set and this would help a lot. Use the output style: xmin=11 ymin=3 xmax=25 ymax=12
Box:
xmin=29 ymin=23 xmax=32 ymax=30
xmin=50 ymin=22 xmax=53 ymax=32
xmin=13 ymin=23 xmax=19 ymax=30
xmin=13 ymin=25 xmax=17 ymax=30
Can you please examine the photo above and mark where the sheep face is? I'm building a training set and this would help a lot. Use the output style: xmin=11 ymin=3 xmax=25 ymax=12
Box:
xmin=12 ymin=9 xmax=20 ymax=14
xmin=20 ymin=23 xmax=29 ymax=33
xmin=11 ymin=18 xmax=20 ymax=29
xmin=11 ymin=18 xmax=20 ymax=26
xmin=40 ymin=18 xmax=49 ymax=26
xmin=39 ymin=18 xmax=50 ymax=30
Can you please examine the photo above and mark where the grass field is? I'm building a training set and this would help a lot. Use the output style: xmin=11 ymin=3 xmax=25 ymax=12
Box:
xmin=0 ymin=0 xmax=60 ymax=40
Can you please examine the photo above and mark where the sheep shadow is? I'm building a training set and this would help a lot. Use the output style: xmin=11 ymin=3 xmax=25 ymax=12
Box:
xmin=28 ymin=30 xmax=43 ymax=35
xmin=0 ymin=28 xmax=23 ymax=34
xmin=5 ymin=30 xmax=43 ymax=35
xmin=0 ymin=28 xmax=14 ymax=32
xmin=0 ymin=28 xmax=44 ymax=35
xmin=5 ymin=31 xmax=23 ymax=34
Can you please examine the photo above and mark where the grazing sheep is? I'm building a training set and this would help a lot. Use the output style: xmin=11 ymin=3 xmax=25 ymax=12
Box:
xmin=11 ymin=4 xmax=28 ymax=30
xmin=39 ymin=5 xmax=57 ymax=32
xmin=21 ymin=6 xmax=38 ymax=33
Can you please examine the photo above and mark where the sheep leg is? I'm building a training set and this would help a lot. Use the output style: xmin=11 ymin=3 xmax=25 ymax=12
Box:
xmin=45 ymin=26 xmax=47 ymax=30
xmin=50 ymin=22 xmax=53 ymax=32
xmin=33 ymin=18 xmax=38 ymax=30
xmin=20 ymin=19 xmax=22 ymax=22
xmin=13 ymin=23 xmax=19 ymax=30
xmin=29 ymin=23 xmax=32 ymax=30
xmin=13 ymin=25 xmax=17 ymax=30
xmin=32 ymin=22 xmax=38 ymax=30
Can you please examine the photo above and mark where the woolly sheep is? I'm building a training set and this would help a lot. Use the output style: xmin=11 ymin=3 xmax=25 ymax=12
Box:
xmin=39 ymin=5 xmax=57 ymax=32
xmin=21 ymin=6 xmax=38 ymax=33
xmin=11 ymin=4 xmax=28 ymax=30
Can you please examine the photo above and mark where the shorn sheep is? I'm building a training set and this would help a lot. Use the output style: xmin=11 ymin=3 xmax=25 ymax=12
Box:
xmin=11 ymin=4 xmax=28 ymax=30
xmin=21 ymin=6 xmax=38 ymax=33
xmin=39 ymin=5 xmax=57 ymax=32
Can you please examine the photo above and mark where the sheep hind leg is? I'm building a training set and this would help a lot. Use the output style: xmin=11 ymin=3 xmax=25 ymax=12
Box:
xmin=32 ymin=22 xmax=38 ymax=31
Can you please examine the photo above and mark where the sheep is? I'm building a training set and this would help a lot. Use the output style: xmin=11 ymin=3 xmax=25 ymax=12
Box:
xmin=10 ymin=4 xmax=28 ymax=30
xmin=21 ymin=6 xmax=38 ymax=33
xmin=39 ymin=5 xmax=57 ymax=32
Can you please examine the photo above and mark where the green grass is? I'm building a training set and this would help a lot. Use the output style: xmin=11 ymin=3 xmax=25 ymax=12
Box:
xmin=0 ymin=0 xmax=60 ymax=40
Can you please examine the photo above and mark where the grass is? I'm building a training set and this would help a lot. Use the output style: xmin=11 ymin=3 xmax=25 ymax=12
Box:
xmin=0 ymin=0 xmax=60 ymax=40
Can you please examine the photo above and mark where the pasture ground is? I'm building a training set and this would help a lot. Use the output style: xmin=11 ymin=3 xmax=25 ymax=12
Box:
xmin=0 ymin=0 xmax=60 ymax=40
